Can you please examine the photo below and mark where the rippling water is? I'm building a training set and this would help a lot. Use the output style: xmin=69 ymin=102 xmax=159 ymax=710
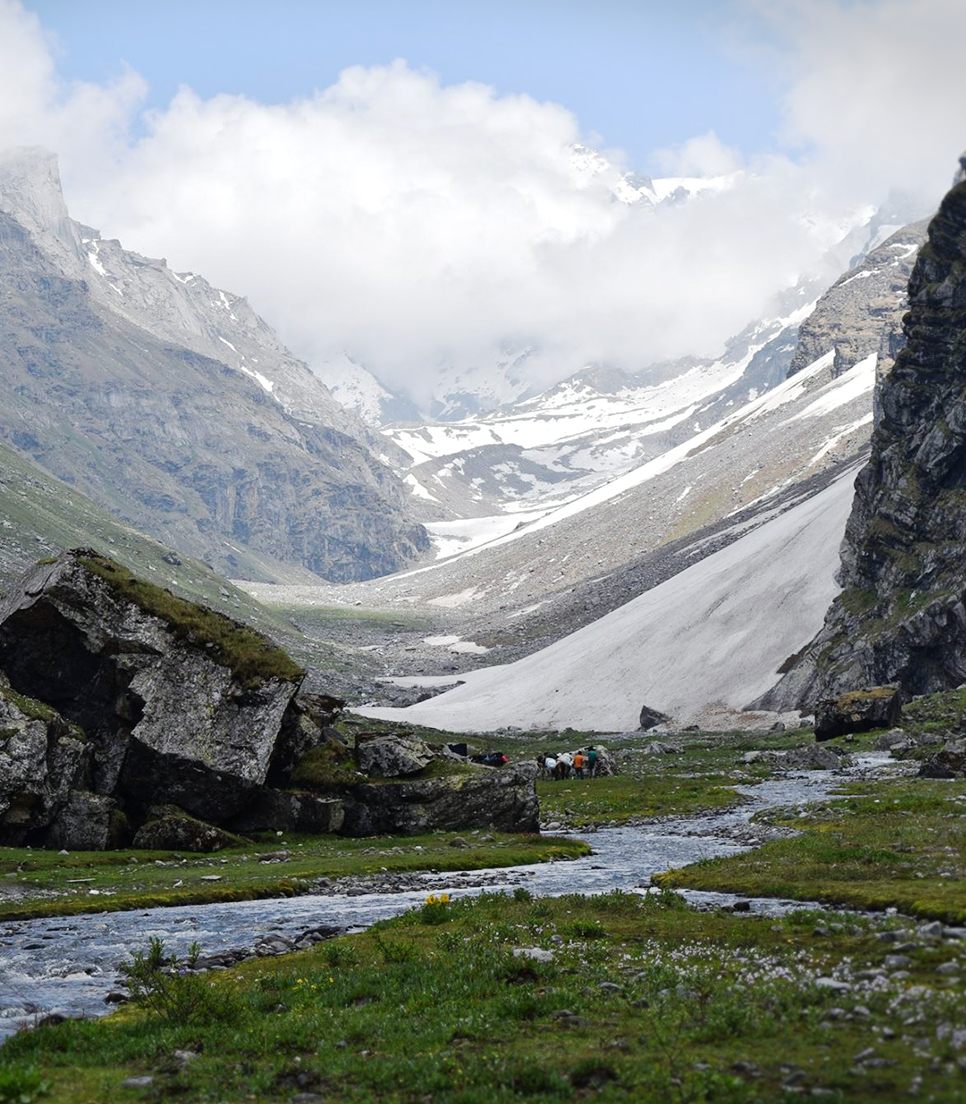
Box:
xmin=0 ymin=752 xmax=890 ymax=1039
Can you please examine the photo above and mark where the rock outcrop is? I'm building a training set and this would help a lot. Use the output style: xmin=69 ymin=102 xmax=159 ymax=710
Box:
xmin=787 ymin=220 xmax=927 ymax=384
xmin=0 ymin=551 xmax=539 ymax=847
xmin=760 ymin=165 xmax=966 ymax=709
xmin=918 ymin=738 xmax=966 ymax=779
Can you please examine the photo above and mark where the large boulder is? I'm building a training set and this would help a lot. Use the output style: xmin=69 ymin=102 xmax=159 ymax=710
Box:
xmin=639 ymin=705 xmax=672 ymax=731
xmin=355 ymin=733 xmax=435 ymax=778
xmin=340 ymin=761 xmax=540 ymax=837
xmin=918 ymin=738 xmax=966 ymax=779
xmin=0 ymin=551 xmax=307 ymax=820
xmin=814 ymin=686 xmax=902 ymax=741
xmin=131 ymin=806 xmax=245 ymax=852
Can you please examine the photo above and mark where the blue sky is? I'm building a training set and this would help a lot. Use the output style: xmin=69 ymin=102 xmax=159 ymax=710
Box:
xmin=5 ymin=0 xmax=965 ymax=394
xmin=28 ymin=0 xmax=782 ymax=171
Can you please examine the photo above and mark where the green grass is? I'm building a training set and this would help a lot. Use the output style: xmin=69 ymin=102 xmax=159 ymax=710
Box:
xmin=900 ymin=686 xmax=966 ymax=739
xmin=538 ymin=774 xmax=740 ymax=827
xmin=77 ymin=553 xmax=305 ymax=689
xmin=0 ymin=832 xmax=589 ymax=922
xmin=5 ymin=890 xmax=966 ymax=1102
xmin=289 ymin=741 xmax=363 ymax=788
xmin=656 ymin=778 xmax=966 ymax=922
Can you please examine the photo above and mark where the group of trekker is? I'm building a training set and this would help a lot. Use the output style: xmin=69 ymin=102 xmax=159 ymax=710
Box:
xmin=541 ymin=747 xmax=599 ymax=780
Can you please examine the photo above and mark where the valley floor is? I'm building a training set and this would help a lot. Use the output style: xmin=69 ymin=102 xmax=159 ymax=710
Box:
xmin=2 ymin=704 xmax=965 ymax=1101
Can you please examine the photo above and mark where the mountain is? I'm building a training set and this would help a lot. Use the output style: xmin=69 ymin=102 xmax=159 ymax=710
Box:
xmin=358 ymin=467 xmax=858 ymax=733
xmin=0 ymin=438 xmax=297 ymax=648
xmin=760 ymin=161 xmax=966 ymax=709
xmin=0 ymin=148 xmax=428 ymax=583
xmin=238 ymin=208 xmax=929 ymax=723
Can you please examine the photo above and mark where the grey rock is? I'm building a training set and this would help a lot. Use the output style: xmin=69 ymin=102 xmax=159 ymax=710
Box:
xmin=762 ymin=175 xmax=966 ymax=706
xmin=639 ymin=704 xmax=672 ymax=731
xmin=0 ymin=551 xmax=305 ymax=823
xmin=341 ymin=761 xmax=539 ymax=837
xmin=355 ymin=733 xmax=435 ymax=778
xmin=919 ymin=738 xmax=966 ymax=779
xmin=814 ymin=687 xmax=902 ymax=741
xmin=815 ymin=977 xmax=851 ymax=991
xmin=874 ymin=728 xmax=915 ymax=752
xmin=47 ymin=791 xmax=124 ymax=851
xmin=884 ymin=955 xmax=913 ymax=968
xmin=132 ymin=807 xmax=243 ymax=853
xmin=513 ymin=947 xmax=553 ymax=963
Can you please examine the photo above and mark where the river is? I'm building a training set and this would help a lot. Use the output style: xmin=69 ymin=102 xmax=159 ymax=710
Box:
xmin=0 ymin=752 xmax=891 ymax=1040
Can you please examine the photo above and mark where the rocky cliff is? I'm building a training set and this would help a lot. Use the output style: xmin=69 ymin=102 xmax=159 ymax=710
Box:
xmin=760 ymin=161 xmax=966 ymax=708
xmin=787 ymin=219 xmax=927 ymax=386
xmin=0 ymin=551 xmax=537 ymax=847
xmin=0 ymin=148 xmax=428 ymax=583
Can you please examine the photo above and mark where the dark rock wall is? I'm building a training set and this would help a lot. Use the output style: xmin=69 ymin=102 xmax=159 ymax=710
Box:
xmin=761 ymin=178 xmax=966 ymax=708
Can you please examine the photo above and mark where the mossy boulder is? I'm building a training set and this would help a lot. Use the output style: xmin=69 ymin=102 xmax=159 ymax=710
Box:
xmin=814 ymin=685 xmax=902 ymax=741
xmin=0 ymin=550 xmax=310 ymax=822
xmin=131 ymin=806 xmax=247 ymax=852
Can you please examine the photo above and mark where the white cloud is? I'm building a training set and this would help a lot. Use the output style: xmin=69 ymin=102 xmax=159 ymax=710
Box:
xmin=654 ymin=131 xmax=745 ymax=177
xmin=0 ymin=0 xmax=963 ymax=406
xmin=753 ymin=0 xmax=966 ymax=203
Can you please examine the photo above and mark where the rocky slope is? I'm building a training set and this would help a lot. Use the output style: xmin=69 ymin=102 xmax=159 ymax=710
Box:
xmin=788 ymin=219 xmax=927 ymax=383
xmin=761 ymin=164 xmax=966 ymax=708
xmin=0 ymin=148 xmax=427 ymax=583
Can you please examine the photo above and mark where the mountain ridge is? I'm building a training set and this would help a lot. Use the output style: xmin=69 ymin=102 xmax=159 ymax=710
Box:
xmin=0 ymin=147 xmax=429 ymax=584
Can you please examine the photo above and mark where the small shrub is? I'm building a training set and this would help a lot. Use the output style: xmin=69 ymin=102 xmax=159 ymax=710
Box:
xmin=370 ymin=931 xmax=419 ymax=964
xmin=564 ymin=919 xmax=607 ymax=939
xmin=120 ymin=938 xmax=242 ymax=1025
xmin=290 ymin=741 xmax=361 ymax=789
xmin=0 ymin=1066 xmax=49 ymax=1104
xmin=320 ymin=941 xmax=359 ymax=967
xmin=512 ymin=886 xmax=532 ymax=902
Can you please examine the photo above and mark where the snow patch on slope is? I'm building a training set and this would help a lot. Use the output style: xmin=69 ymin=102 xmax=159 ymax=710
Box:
xmin=358 ymin=468 xmax=858 ymax=733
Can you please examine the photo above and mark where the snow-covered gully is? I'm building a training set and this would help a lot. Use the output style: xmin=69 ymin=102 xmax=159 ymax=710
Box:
xmin=0 ymin=753 xmax=891 ymax=1041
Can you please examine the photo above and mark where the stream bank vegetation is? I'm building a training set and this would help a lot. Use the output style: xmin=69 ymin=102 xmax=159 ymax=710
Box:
xmin=4 ymin=889 xmax=965 ymax=1102
xmin=0 ymin=832 xmax=588 ymax=923
xmin=656 ymin=777 xmax=966 ymax=923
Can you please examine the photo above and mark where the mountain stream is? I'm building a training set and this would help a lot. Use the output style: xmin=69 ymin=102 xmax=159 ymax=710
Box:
xmin=0 ymin=752 xmax=892 ymax=1040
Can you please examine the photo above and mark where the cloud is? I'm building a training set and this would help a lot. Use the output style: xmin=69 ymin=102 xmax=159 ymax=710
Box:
xmin=0 ymin=0 xmax=964 ymax=405
xmin=752 ymin=0 xmax=966 ymax=203
xmin=0 ymin=0 xmax=145 ymax=189
xmin=653 ymin=131 xmax=745 ymax=177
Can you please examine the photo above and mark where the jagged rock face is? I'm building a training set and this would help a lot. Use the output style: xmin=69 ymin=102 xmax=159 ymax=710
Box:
xmin=787 ymin=221 xmax=927 ymax=385
xmin=0 ymin=551 xmax=309 ymax=821
xmin=763 ymin=179 xmax=966 ymax=707
xmin=0 ymin=149 xmax=428 ymax=583
xmin=0 ymin=675 xmax=90 ymax=845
